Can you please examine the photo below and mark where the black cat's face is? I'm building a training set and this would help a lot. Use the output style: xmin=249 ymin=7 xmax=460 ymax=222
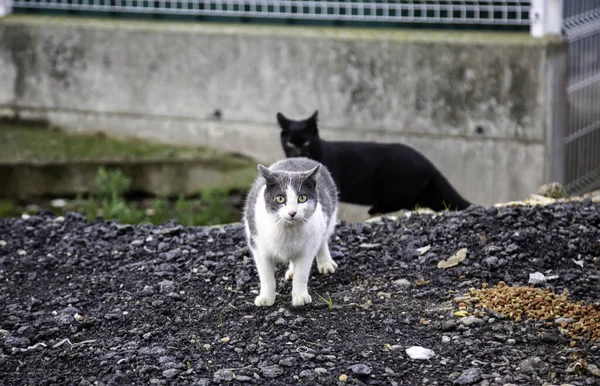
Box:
xmin=277 ymin=111 xmax=322 ymax=160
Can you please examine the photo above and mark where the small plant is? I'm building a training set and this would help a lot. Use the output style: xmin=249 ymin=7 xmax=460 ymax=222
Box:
xmin=442 ymin=200 xmax=457 ymax=212
xmin=69 ymin=167 xmax=241 ymax=226
xmin=316 ymin=292 xmax=333 ymax=310
xmin=218 ymin=314 xmax=224 ymax=328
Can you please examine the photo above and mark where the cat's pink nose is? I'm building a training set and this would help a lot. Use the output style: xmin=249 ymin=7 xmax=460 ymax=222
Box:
xmin=288 ymin=211 xmax=296 ymax=218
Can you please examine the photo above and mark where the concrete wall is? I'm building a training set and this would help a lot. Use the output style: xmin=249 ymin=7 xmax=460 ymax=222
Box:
xmin=0 ymin=16 xmax=567 ymax=222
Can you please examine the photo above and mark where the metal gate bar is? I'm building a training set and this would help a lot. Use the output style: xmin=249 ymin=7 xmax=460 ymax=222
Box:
xmin=563 ymin=0 xmax=600 ymax=195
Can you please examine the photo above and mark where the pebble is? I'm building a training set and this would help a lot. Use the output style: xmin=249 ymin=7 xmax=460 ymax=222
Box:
xmin=393 ymin=279 xmax=412 ymax=287
xmin=350 ymin=363 xmax=372 ymax=375
xmin=299 ymin=352 xmax=315 ymax=360
xmin=213 ymin=369 xmax=234 ymax=382
xmin=507 ymin=339 xmax=516 ymax=345
xmin=4 ymin=336 xmax=31 ymax=348
xmin=453 ymin=367 xmax=483 ymax=385
xmin=405 ymin=346 xmax=435 ymax=360
xmin=518 ymin=357 xmax=548 ymax=373
xmin=235 ymin=375 xmax=252 ymax=382
xmin=442 ymin=336 xmax=452 ymax=343
xmin=279 ymin=357 xmax=296 ymax=367
xmin=461 ymin=316 xmax=485 ymax=326
xmin=554 ymin=317 xmax=576 ymax=325
xmin=299 ymin=369 xmax=314 ymax=379
xmin=528 ymin=272 xmax=547 ymax=284
xmin=314 ymin=368 xmax=328 ymax=375
xmin=162 ymin=369 xmax=181 ymax=379
xmin=261 ymin=365 xmax=283 ymax=378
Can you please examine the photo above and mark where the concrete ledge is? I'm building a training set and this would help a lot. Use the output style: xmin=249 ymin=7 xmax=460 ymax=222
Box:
xmin=0 ymin=15 xmax=568 ymax=207
xmin=0 ymin=159 xmax=256 ymax=198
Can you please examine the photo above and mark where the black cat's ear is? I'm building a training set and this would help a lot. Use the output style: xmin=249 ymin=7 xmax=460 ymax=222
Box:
xmin=306 ymin=110 xmax=319 ymax=134
xmin=276 ymin=112 xmax=290 ymax=131
xmin=258 ymin=164 xmax=273 ymax=181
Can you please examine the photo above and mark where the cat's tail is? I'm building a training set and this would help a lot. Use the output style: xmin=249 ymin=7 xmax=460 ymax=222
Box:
xmin=416 ymin=168 xmax=472 ymax=211
xmin=433 ymin=171 xmax=472 ymax=210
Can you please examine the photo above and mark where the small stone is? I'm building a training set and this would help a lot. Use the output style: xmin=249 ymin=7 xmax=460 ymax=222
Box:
xmin=261 ymin=365 xmax=283 ymax=378
xmin=279 ymin=357 xmax=296 ymax=367
xmin=405 ymin=346 xmax=435 ymax=360
xmin=554 ymin=317 xmax=576 ymax=325
xmin=442 ymin=336 xmax=451 ymax=343
xmin=299 ymin=352 xmax=315 ymax=360
xmin=588 ymin=364 xmax=600 ymax=377
xmin=528 ymin=272 xmax=547 ymax=284
xmin=4 ymin=336 xmax=30 ymax=348
xmin=213 ymin=369 xmax=234 ymax=382
xmin=518 ymin=357 xmax=548 ymax=373
xmin=461 ymin=316 xmax=484 ymax=326
xmin=507 ymin=339 xmax=516 ymax=345
xmin=162 ymin=369 xmax=181 ymax=379
xmin=0 ymin=240 xmax=6 ymax=247
xmin=235 ymin=375 xmax=252 ymax=382
xmin=483 ymin=256 xmax=499 ymax=269
xmin=220 ymin=336 xmax=230 ymax=343
xmin=393 ymin=279 xmax=412 ymax=287
xmin=339 ymin=374 xmax=348 ymax=382
xmin=51 ymin=199 xmax=67 ymax=208
xmin=385 ymin=367 xmax=395 ymax=375
xmin=377 ymin=292 xmax=391 ymax=299
xmin=18 ymin=250 xmax=26 ymax=256
xmin=359 ymin=243 xmax=381 ymax=250
xmin=299 ymin=369 xmax=314 ymax=379
xmin=453 ymin=367 xmax=483 ymax=385
xmin=314 ymin=368 xmax=328 ymax=375
xmin=350 ymin=363 xmax=372 ymax=375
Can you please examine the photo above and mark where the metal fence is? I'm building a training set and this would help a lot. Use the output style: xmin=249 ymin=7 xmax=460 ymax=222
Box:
xmin=563 ymin=0 xmax=600 ymax=195
xmin=11 ymin=0 xmax=532 ymax=26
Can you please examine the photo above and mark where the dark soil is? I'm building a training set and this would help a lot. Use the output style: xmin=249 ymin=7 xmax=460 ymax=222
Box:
xmin=1 ymin=202 xmax=600 ymax=386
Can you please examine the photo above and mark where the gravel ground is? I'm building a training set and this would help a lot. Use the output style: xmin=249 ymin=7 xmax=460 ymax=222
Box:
xmin=1 ymin=201 xmax=600 ymax=386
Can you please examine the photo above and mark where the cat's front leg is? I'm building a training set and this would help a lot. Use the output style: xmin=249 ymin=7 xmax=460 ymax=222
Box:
xmin=316 ymin=242 xmax=338 ymax=275
xmin=284 ymin=261 xmax=294 ymax=281
xmin=290 ymin=253 xmax=315 ymax=306
xmin=252 ymin=249 xmax=276 ymax=307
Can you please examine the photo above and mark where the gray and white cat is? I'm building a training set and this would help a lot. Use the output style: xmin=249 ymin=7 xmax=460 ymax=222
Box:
xmin=243 ymin=157 xmax=339 ymax=307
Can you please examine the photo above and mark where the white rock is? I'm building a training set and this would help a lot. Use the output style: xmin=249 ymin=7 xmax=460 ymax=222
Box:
xmin=21 ymin=213 xmax=31 ymax=220
xmin=0 ymin=240 xmax=6 ymax=247
xmin=528 ymin=272 xmax=547 ymax=284
xmin=442 ymin=336 xmax=451 ymax=343
xmin=416 ymin=245 xmax=431 ymax=255
xmin=51 ymin=199 xmax=67 ymax=208
xmin=405 ymin=346 xmax=435 ymax=360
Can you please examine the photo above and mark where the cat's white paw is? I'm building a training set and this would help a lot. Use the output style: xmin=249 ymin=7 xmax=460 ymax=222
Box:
xmin=317 ymin=259 xmax=338 ymax=275
xmin=291 ymin=292 xmax=312 ymax=307
xmin=254 ymin=293 xmax=276 ymax=307
xmin=285 ymin=266 xmax=294 ymax=281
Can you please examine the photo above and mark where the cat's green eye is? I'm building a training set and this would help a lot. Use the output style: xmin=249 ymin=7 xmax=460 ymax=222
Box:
xmin=275 ymin=195 xmax=286 ymax=204
xmin=285 ymin=142 xmax=295 ymax=148
xmin=298 ymin=195 xmax=308 ymax=203
xmin=303 ymin=141 xmax=310 ymax=147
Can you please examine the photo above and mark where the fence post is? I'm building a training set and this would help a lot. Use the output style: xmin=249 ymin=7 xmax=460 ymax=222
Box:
xmin=530 ymin=0 xmax=563 ymax=37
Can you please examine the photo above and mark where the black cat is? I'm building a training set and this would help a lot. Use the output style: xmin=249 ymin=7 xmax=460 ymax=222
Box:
xmin=276 ymin=110 xmax=472 ymax=215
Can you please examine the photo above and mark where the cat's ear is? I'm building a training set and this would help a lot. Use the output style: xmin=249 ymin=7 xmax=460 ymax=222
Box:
xmin=306 ymin=110 xmax=319 ymax=134
xmin=276 ymin=112 xmax=290 ymax=131
xmin=305 ymin=164 xmax=321 ymax=182
xmin=258 ymin=164 xmax=272 ymax=180
xmin=258 ymin=164 xmax=277 ymax=185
